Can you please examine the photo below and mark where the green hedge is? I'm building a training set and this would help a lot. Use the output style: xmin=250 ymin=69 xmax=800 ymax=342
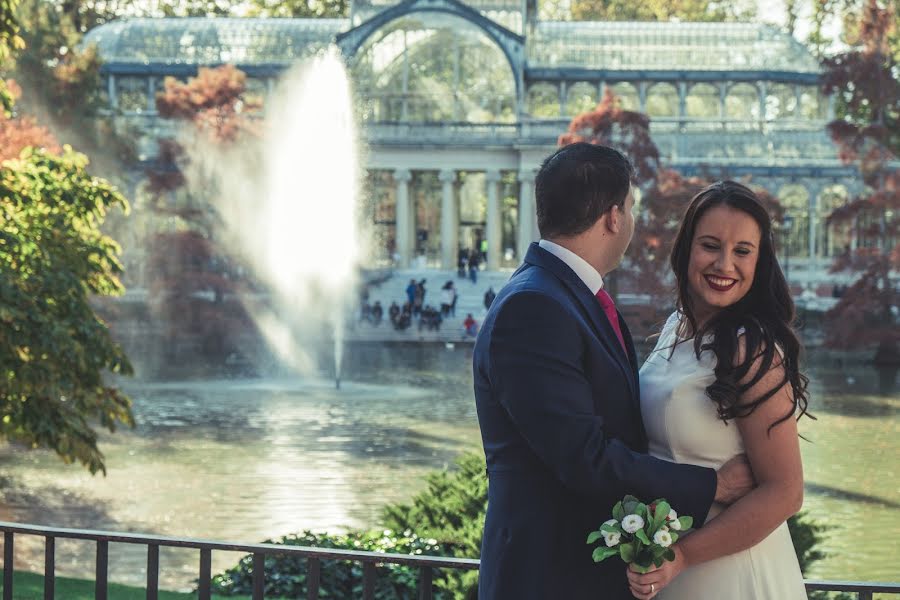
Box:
xmin=213 ymin=452 xmax=826 ymax=599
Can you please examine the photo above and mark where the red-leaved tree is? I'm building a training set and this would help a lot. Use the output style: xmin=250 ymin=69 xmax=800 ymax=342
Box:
xmin=558 ymin=91 xmax=781 ymax=319
xmin=820 ymin=0 xmax=900 ymax=363
xmin=144 ymin=65 xmax=260 ymax=364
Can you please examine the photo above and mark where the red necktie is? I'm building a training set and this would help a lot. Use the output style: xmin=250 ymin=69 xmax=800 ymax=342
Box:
xmin=595 ymin=288 xmax=627 ymax=355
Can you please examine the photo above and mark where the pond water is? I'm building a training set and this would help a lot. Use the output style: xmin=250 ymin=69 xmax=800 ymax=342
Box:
xmin=0 ymin=345 xmax=896 ymax=590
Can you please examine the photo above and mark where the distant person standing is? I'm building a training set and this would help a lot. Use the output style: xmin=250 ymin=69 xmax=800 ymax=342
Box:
xmin=483 ymin=286 xmax=496 ymax=311
xmin=405 ymin=279 xmax=417 ymax=306
xmin=468 ymin=249 xmax=479 ymax=284
xmin=440 ymin=281 xmax=456 ymax=317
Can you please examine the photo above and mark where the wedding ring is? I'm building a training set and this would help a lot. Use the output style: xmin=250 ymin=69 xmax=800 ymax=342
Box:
xmin=651 ymin=583 xmax=655 ymax=594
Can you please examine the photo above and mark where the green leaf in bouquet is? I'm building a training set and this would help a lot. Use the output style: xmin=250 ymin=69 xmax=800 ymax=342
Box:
xmin=612 ymin=501 xmax=625 ymax=521
xmin=635 ymin=529 xmax=651 ymax=546
xmin=587 ymin=531 xmax=603 ymax=545
xmin=653 ymin=500 xmax=671 ymax=530
xmin=679 ymin=516 xmax=694 ymax=530
xmin=651 ymin=545 xmax=667 ymax=560
xmin=664 ymin=548 xmax=675 ymax=561
xmin=619 ymin=542 xmax=636 ymax=563
xmin=636 ymin=502 xmax=648 ymax=519
xmin=623 ymin=494 xmax=641 ymax=504
xmin=630 ymin=557 xmax=654 ymax=574
xmin=592 ymin=546 xmax=620 ymax=563
xmin=670 ymin=531 xmax=679 ymax=544
xmin=623 ymin=498 xmax=640 ymax=515
xmin=600 ymin=522 xmax=620 ymax=534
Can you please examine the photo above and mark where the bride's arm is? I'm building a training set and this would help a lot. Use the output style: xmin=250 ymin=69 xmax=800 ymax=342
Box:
xmin=628 ymin=342 xmax=804 ymax=599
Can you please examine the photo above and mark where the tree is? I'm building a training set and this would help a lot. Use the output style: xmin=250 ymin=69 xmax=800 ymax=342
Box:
xmin=145 ymin=65 xmax=259 ymax=364
xmin=820 ymin=0 xmax=900 ymax=363
xmin=558 ymin=91 xmax=782 ymax=310
xmin=10 ymin=0 xmax=103 ymax=136
xmin=569 ymin=0 xmax=755 ymax=22
xmin=0 ymin=146 xmax=134 ymax=474
xmin=241 ymin=0 xmax=347 ymax=18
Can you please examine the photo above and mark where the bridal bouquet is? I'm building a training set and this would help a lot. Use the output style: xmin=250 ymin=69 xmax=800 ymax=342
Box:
xmin=587 ymin=495 xmax=694 ymax=573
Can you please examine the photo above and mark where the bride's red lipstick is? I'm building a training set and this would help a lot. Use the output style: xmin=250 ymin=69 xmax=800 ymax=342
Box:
xmin=704 ymin=274 xmax=737 ymax=292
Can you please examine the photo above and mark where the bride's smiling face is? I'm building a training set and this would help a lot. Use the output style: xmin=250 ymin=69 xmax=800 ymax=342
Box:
xmin=687 ymin=205 xmax=761 ymax=324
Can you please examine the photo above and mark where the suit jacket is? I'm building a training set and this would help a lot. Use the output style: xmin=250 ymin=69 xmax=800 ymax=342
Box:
xmin=473 ymin=243 xmax=717 ymax=599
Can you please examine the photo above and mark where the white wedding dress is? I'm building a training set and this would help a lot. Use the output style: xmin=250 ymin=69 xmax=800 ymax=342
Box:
xmin=639 ymin=312 xmax=807 ymax=599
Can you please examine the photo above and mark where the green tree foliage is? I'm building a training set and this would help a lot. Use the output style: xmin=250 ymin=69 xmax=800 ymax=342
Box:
xmin=0 ymin=0 xmax=23 ymax=114
xmin=0 ymin=146 xmax=133 ymax=475
xmin=10 ymin=0 xmax=103 ymax=135
xmin=241 ymin=0 xmax=347 ymax=18
xmin=566 ymin=0 xmax=755 ymax=22
xmin=821 ymin=0 xmax=900 ymax=362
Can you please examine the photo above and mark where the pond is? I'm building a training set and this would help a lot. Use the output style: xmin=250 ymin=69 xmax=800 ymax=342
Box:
xmin=0 ymin=345 xmax=896 ymax=590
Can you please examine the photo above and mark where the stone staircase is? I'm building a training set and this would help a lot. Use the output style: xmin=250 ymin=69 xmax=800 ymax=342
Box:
xmin=346 ymin=268 xmax=513 ymax=342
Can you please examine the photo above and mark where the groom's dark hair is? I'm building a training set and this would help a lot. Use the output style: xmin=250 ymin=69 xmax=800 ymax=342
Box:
xmin=535 ymin=142 xmax=634 ymax=238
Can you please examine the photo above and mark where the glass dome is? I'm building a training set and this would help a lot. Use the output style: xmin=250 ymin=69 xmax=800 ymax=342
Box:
xmin=528 ymin=22 xmax=820 ymax=73
xmin=82 ymin=17 xmax=347 ymax=66
xmin=351 ymin=13 xmax=517 ymax=123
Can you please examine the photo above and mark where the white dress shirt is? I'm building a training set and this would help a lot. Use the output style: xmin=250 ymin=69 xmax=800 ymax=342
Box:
xmin=538 ymin=239 xmax=604 ymax=296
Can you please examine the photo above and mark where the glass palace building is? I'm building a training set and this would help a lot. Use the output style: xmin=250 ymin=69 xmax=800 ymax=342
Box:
xmin=84 ymin=0 xmax=861 ymax=289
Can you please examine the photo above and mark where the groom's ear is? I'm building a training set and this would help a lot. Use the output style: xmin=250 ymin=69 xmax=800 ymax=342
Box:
xmin=604 ymin=206 xmax=622 ymax=235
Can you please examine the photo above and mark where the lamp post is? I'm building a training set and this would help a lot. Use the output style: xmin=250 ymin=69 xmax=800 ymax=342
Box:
xmin=782 ymin=214 xmax=794 ymax=290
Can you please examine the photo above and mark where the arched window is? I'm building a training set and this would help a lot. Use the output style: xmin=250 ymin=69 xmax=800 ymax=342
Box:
xmin=116 ymin=76 xmax=149 ymax=113
xmin=817 ymin=184 xmax=849 ymax=257
xmin=565 ymin=81 xmax=597 ymax=116
xmin=353 ymin=14 xmax=517 ymax=124
xmin=765 ymin=83 xmax=797 ymax=120
xmin=645 ymin=83 xmax=679 ymax=118
xmin=725 ymin=83 xmax=759 ymax=120
xmin=685 ymin=83 xmax=719 ymax=118
xmin=527 ymin=83 xmax=561 ymax=118
xmin=610 ymin=82 xmax=639 ymax=111
xmin=778 ymin=184 xmax=810 ymax=258
xmin=799 ymin=86 xmax=826 ymax=120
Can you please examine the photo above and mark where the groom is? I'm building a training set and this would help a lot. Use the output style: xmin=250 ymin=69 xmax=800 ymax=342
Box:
xmin=473 ymin=143 xmax=753 ymax=599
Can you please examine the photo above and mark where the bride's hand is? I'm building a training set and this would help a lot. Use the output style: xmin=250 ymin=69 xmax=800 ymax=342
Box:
xmin=626 ymin=545 xmax=687 ymax=599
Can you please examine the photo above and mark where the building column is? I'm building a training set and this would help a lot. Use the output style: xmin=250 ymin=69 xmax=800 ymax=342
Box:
xmin=559 ymin=81 xmax=568 ymax=117
xmin=517 ymin=169 xmax=537 ymax=262
xmin=439 ymin=168 xmax=458 ymax=270
xmin=638 ymin=81 xmax=648 ymax=113
xmin=758 ymin=81 xmax=768 ymax=125
xmin=719 ymin=82 xmax=727 ymax=120
xmin=108 ymin=74 xmax=118 ymax=110
xmin=486 ymin=169 xmax=502 ymax=270
xmin=677 ymin=81 xmax=688 ymax=121
xmin=394 ymin=168 xmax=413 ymax=268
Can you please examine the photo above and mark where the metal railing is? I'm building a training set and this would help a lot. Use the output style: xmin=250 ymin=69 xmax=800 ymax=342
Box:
xmin=0 ymin=521 xmax=897 ymax=600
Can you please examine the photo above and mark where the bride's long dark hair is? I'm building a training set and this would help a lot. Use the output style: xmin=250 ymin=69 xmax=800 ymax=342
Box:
xmin=669 ymin=181 xmax=810 ymax=431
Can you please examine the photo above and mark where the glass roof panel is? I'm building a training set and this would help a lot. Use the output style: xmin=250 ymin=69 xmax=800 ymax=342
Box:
xmin=83 ymin=18 xmax=347 ymax=65
xmin=529 ymin=22 xmax=820 ymax=73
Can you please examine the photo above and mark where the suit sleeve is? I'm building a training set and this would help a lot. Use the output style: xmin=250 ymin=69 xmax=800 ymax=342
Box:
xmin=489 ymin=291 xmax=717 ymax=523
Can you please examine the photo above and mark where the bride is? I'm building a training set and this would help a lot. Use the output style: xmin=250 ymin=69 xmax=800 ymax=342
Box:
xmin=629 ymin=181 xmax=811 ymax=599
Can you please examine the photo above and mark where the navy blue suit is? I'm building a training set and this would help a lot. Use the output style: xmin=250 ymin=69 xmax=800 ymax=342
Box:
xmin=474 ymin=243 xmax=717 ymax=599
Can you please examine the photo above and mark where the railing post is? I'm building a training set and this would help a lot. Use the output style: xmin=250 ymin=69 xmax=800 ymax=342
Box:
xmin=43 ymin=536 xmax=55 ymax=600
xmin=146 ymin=544 xmax=159 ymax=600
xmin=252 ymin=553 xmax=265 ymax=600
xmin=859 ymin=592 xmax=873 ymax=600
xmin=418 ymin=566 xmax=433 ymax=600
xmin=306 ymin=557 xmax=320 ymax=600
xmin=363 ymin=562 xmax=376 ymax=600
xmin=95 ymin=540 xmax=108 ymax=600
xmin=198 ymin=548 xmax=211 ymax=600
xmin=4 ymin=531 xmax=13 ymax=600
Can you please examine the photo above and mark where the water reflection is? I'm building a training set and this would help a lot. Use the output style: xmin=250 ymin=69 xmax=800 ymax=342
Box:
xmin=0 ymin=345 xmax=896 ymax=589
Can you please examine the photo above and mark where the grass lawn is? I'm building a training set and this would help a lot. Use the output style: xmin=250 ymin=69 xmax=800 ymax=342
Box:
xmin=0 ymin=570 xmax=249 ymax=599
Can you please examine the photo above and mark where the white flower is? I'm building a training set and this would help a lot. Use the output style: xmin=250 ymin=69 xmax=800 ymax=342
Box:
xmin=603 ymin=531 xmax=621 ymax=547
xmin=653 ymin=529 xmax=673 ymax=548
xmin=669 ymin=518 xmax=682 ymax=531
xmin=667 ymin=508 xmax=678 ymax=522
xmin=621 ymin=514 xmax=645 ymax=533
xmin=603 ymin=519 xmax=618 ymax=528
